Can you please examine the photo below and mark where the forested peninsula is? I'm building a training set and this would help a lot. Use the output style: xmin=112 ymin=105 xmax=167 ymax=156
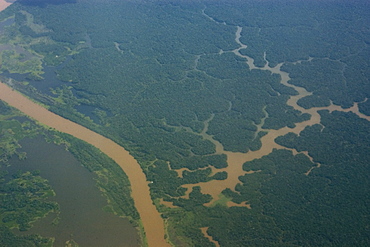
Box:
xmin=1 ymin=0 xmax=370 ymax=246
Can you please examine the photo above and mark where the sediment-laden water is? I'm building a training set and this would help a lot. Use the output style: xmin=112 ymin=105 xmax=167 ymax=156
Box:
xmin=0 ymin=82 xmax=170 ymax=247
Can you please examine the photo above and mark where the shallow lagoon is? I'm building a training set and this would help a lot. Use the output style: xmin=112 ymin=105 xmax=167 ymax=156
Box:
xmin=6 ymin=136 xmax=139 ymax=247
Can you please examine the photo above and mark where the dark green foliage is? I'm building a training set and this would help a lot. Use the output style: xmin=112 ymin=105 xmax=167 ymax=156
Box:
xmin=173 ymin=186 xmax=212 ymax=210
xmin=0 ymin=171 xmax=59 ymax=231
xmin=228 ymin=145 xmax=370 ymax=246
xmin=206 ymin=0 xmax=369 ymax=65
xmin=30 ymin=43 xmax=69 ymax=66
xmin=206 ymin=0 xmax=370 ymax=112
xmin=297 ymin=94 xmax=331 ymax=109
xmin=14 ymin=11 xmax=27 ymax=25
xmin=191 ymin=139 xmax=215 ymax=156
xmin=282 ymin=48 xmax=370 ymax=110
xmin=359 ymin=99 xmax=370 ymax=116
xmin=282 ymin=59 xmax=352 ymax=108
xmin=211 ymin=171 xmax=227 ymax=180
xmin=207 ymin=207 xmax=283 ymax=247
xmin=0 ymin=225 xmax=51 ymax=247
xmin=170 ymin=154 xmax=227 ymax=170
xmin=0 ymin=101 xmax=11 ymax=115
xmin=19 ymin=25 xmax=39 ymax=38
xmin=263 ymin=102 xmax=310 ymax=130
xmin=12 ymin=0 xmax=306 ymax=157
xmin=274 ymin=111 xmax=370 ymax=245
xmin=0 ymin=4 xmax=20 ymax=21
xmin=182 ymin=168 xmax=212 ymax=184
xmin=0 ymin=118 xmax=40 ymax=163
xmin=147 ymin=160 xmax=185 ymax=198
xmin=207 ymin=111 xmax=257 ymax=152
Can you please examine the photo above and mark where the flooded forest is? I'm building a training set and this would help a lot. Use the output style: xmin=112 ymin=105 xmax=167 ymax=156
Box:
xmin=0 ymin=0 xmax=370 ymax=246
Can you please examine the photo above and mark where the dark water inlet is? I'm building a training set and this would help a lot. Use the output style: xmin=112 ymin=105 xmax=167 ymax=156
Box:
xmin=1 ymin=61 xmax=72 ymax=97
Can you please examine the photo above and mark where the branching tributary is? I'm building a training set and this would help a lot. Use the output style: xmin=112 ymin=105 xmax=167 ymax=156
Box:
xmin=177 ymin=24 xmax=370 ymax=209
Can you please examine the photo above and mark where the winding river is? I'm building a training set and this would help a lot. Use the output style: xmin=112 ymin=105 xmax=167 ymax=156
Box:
xmin=0 ymin=82 xmax=170 ymax=247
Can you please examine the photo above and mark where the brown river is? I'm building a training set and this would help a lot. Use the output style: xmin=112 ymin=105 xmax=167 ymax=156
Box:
xmin=0 ymin=82 xmax=170 ymax=247
xmin=0 ymin=0 xmax=11 ymax=12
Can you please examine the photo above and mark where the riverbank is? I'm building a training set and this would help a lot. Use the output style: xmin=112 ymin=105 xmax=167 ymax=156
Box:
xmin=0 ymin=81 xmax=170 ymax=247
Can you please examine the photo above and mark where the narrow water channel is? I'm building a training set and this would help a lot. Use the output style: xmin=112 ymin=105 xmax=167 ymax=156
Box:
xmin=180 ymin=25 xmax=370 ymax=207
xmin=0 ymin=82 xmax=170 ymax=247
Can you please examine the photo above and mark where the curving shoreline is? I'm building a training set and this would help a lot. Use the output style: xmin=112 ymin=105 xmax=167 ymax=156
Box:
xmin=0 ymin=82 xmax=170 ymax=247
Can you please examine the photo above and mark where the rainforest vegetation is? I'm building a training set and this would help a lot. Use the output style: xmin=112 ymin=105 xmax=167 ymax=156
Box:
xmin=0 ymin=0 xmax=370 ymax=246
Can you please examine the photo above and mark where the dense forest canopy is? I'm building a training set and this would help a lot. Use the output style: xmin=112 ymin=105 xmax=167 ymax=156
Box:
xmin=0 ymin=0 xmax=370 ymax=246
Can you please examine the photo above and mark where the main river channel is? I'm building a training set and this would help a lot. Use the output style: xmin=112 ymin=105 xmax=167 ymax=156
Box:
xmin=0 ymin=82 xmax=170 ymax=247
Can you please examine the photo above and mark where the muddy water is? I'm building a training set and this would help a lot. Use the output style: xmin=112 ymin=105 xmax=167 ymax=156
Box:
xmin=180 ymin=25 xmax=370 ymax=206
xmin=201 ymin=227 xmax=220 ymax=247
xmin=0 ymin=82 xmax=170 ymax=247
xmin=0 ymin=0 xmax=11 ymax=12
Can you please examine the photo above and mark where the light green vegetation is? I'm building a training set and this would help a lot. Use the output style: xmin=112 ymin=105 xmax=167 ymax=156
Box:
xmin=65 ymin=239 xmax=80 ymax=247
xmin=0 ymin=102 xmax=39 ymax=163
xmin=0 ymin=6 xmax=88 ymax=79
xmin=209 ymin=193 xmax=231 ymax=207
